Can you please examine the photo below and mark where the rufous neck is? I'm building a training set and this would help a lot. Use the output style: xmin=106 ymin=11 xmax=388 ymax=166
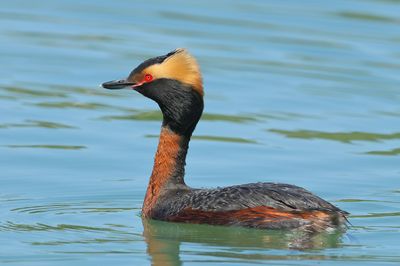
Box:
xmin=142 ymin=126 xmax=189 ymax=217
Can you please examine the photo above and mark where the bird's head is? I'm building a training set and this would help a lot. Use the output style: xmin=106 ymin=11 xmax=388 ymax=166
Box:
xmin=102 ymin=48 xmax=204 ymax=136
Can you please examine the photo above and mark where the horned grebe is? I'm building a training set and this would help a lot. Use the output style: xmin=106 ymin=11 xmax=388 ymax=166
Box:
xmin=102 ymin=48 xmax=348 ymax=232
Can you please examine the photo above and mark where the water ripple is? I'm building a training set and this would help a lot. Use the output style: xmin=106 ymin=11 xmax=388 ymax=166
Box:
xmin=269 ymin=129 xmax=400 ymax=143
xmin=0 ymin=222 xmax=128 ymax=233
xmin=0 ymin=120 xmax=76 ymax=129
xmin=2 ymin=86 xmax=67 ymax=98
xmin=4 ymin=145 xmax=86 ymax=150
xmin=11 ymin=204 xmax=135 ymax=214
xmin=365 ymin=147 xmax=400 ymax=156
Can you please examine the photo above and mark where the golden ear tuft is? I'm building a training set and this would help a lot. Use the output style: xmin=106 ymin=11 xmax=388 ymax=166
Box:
xmin=145 ymin=48 xmax=203 ymax=96
xmin=163 ymin=48 xmax=203 ymax=96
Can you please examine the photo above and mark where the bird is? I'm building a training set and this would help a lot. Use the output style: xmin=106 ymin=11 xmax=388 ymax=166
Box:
xmin=102 ymin=48 xmax=348 ymax=232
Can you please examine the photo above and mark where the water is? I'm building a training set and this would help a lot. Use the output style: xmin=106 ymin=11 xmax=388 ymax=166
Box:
xmin=1 ymin=0 xmax=399 ymax=265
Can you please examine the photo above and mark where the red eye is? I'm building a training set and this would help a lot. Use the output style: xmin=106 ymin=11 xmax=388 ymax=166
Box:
xmin=144 ymin=74 xmax=153 ymax=82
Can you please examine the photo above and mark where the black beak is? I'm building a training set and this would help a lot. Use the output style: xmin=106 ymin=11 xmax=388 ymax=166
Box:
xmin=102 ymin=79 xmax=136 ymax=90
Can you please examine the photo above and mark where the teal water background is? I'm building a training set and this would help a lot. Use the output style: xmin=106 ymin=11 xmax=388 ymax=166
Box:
xmin=1 ymin=0 xmax=400 ymax=265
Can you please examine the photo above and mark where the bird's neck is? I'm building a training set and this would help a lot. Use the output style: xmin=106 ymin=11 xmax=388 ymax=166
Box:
xmin=142 ymin=126 xmax=190 ymax=217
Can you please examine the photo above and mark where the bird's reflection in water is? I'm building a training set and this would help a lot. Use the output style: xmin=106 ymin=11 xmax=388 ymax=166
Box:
xmin=142 ymin=218 xmax=346 ymax=266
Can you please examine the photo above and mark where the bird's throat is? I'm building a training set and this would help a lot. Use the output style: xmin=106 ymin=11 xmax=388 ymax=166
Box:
xmin=142 ymin=126 xmax=189 ymax=217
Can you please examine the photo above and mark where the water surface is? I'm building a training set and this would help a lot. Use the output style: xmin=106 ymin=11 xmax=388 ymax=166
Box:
xmin=1 ymin=0 xmax=400 ymax=265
